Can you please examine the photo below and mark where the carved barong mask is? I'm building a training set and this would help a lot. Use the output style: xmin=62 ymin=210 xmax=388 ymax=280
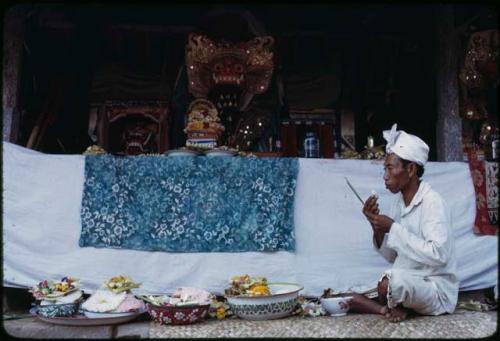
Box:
xmin=185 ymin=33 xmax=275 ymax=148
xmin=102 ymin=102 xmax=167 ymax=156
xmin=186 ymin=33 xmax=274 ymax=100
xmin=121 ymin=120 xmax=158 ymax=155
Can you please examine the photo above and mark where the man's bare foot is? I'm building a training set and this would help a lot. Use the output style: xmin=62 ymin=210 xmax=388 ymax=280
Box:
xmin=348 ymin=293 xmax=389 ymax=315
xmin=380 ymin=305 xmax=392 ymax=319
xmin=385 ymin=306 xmax=409 ymax=323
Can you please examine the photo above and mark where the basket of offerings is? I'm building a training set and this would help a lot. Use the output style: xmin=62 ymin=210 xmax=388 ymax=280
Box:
xmin=30 ymin=276 xmax=83 ymax=318
xmin=138 ymin=287 xmax=212 ymax=325
xmin=224 ymin=274 xmax=303 ymax=320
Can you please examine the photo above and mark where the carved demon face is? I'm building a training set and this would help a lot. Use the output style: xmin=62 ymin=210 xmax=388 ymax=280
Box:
xmin=186 ymin=33 xmax=274 ymax=99
xmin=211 ymin=55 xmax=246 ymax=87
xmin=185 ymin=33 xmax=275 ymax=148
xmin=121 ymin=121 xmax=158 ymax=155
xmin=210 ymin=55 xmax=246 ymax=115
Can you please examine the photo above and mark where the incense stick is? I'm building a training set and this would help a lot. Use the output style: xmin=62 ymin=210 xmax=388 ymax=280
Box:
xmin=344 ymin=177 xmax=365 ymax=205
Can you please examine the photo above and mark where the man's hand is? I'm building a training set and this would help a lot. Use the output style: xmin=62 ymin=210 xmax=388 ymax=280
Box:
xmin=362 ymin=194 xmax=394 ymax=240
xmin=363 ymin=195 xmax=380 ymax=217
xmin=364 ymin=210 xmax=394 ymax=234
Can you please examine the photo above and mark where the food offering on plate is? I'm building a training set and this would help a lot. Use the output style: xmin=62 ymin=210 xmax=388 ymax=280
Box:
xmin=139 ymin=287 xmax=213 ymax=307
xmin=184 ymin=99 xmax=225 ymax=150
xmin=295 ymin=296 xmax=326 ymax=317
xmin=224 ymin=275 xmax=303 ymax=320
xmin=30 ymin=276 xmax=83 ymax=318
xmin=80 ymin=275 xmax=145 ymax=318
xmin=320 ymin=287 xmax=352 ymax=298
xmin=138 ymin=287 xmax=213 ymax=325
xmin=224 ymin=274 xmax=271 ymax=296
xmin=208 ymin=296 xmax=234 ymax=320
xmin=104 ymin=275 xmax=141 ymax=293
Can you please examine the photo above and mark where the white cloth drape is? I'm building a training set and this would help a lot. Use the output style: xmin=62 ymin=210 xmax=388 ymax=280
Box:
xmin=2 ymin=142 xmax=497 ymax=296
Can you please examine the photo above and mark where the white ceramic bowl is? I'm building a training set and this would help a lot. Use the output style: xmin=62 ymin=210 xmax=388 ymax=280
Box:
xmin=225 ymin=282 xmax=302 ymax=321
xmin=320 ymin=296 xmax=352 ymax=317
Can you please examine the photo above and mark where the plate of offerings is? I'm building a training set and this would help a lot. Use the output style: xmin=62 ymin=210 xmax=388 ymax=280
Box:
xmin=224 ymin=275 xmax=303 ymax=320
xmin=78 ymin=276 xmax=145 ymax=320
xmin=29 ymin=276 xmax=83 ymax=318
xmin=137 ymin=287 xmax=213 ymax=325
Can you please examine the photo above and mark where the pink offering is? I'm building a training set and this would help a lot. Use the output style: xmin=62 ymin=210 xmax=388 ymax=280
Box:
xmin=143 ymin=287 xmax=213 ymax=325
xmin=114 ymin=294 xmax=145 ymax=313
xmin=172 ymin=287 xmax=212 ymax=305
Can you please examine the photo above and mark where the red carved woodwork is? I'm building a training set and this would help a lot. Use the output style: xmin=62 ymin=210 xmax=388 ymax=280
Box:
xmin=96 ymin=101 xmax=170 ymax=155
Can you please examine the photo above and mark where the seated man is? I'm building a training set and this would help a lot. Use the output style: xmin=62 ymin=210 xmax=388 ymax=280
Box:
xmin=348 ymin=123 xmax=458 ymax=322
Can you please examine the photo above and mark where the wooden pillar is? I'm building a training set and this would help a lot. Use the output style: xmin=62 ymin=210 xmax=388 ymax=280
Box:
xmin=435 ymin=4 xmax=463 ymax=161
xmin=2 ymin=6 xmax=26 ymax=143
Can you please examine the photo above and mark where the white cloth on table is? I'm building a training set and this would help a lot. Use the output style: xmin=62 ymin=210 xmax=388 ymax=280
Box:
xmin=2 ymin=142 xmax=497 ymax=297
xmin=375 ymin=181 xmax=458 ymax=314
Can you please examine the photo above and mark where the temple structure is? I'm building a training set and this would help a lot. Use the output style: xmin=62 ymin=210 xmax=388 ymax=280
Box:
xmin=3 ymin=4 xmax=497 ymax=160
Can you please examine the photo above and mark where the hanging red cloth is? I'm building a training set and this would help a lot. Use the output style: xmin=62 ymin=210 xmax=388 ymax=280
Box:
xmin=466 ymin=147 xmax=499 ymax=235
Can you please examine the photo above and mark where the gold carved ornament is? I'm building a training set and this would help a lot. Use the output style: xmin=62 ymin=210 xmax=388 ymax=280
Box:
xmin=459 ymin=29 xmax=498 ymax=90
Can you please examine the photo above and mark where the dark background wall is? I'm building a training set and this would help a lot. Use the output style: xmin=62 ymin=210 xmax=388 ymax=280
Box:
xmin=11 ymin=3 xmax=497 ymax=159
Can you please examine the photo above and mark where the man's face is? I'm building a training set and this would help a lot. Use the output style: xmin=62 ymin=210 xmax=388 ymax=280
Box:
xmin=383 ymin=153 xmax=410 ymax=193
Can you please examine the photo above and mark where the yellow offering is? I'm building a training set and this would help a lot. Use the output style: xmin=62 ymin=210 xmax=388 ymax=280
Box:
xmin=104 ymin=275 xmax=141 ymax=293
xmin=225 ymin=274 xmax=270 ymax=296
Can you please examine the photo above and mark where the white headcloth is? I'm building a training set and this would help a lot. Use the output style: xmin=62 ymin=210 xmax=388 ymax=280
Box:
xmin=382 ymin=123 xmax=429 ymax=166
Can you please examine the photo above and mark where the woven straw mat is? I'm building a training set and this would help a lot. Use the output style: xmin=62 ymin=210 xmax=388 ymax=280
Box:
xmin=149 ymin=309 xmax=497 ymax=338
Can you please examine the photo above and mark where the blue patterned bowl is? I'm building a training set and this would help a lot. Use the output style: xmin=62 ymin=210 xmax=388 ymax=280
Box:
xmin=225 ymin=283 xmax=302 ymax=320
xmin=35 ymin=303 xmax=80 ymax=318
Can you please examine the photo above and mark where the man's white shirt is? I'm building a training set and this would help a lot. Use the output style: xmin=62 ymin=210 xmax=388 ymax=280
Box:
xmin=374 ymin=181 xmax=459 ymax=313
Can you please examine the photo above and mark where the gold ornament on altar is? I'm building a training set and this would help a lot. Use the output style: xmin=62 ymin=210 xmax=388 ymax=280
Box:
xmin=83 ymin=145 xmax=107 ymax=155
xmin=459 ymin=30 xmax=498 ymax=90
xmin=184 ymin=99 xmax=225 ymax=150
xmin=341 ymin=136 xmax=386 ymax=160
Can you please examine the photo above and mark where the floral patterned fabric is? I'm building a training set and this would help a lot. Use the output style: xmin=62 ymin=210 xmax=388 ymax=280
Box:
xmin=485 ymin=161 xmax=499 ymax=226
xmin=466 ymin=148 xmax=498 ymax=235
xmin=79 ymin=155 xmax=298 ymax=252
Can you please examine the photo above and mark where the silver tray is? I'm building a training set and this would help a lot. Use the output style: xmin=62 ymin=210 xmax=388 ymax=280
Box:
xmin=205 ymin=149 xmax=237 ymax=157
xmin=165 ymin=149 xmax=199 ymax=157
